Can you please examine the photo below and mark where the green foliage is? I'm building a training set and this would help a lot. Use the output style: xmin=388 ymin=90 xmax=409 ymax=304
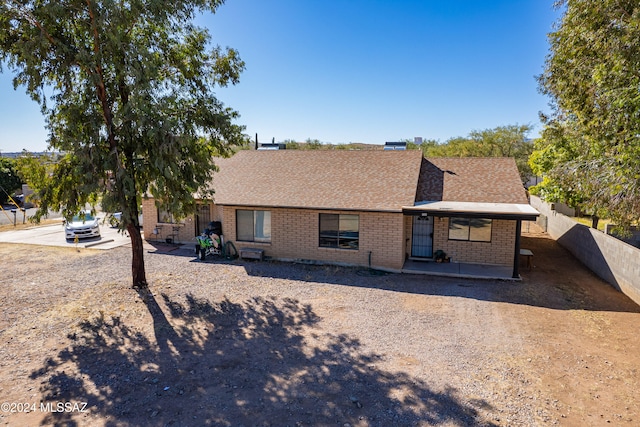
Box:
xmin=14 ymin=152 xmax=59 ymax=207
xmin=528 ymin=121 xmax=588 ymax=208
xmin=409 ymin=139 xmax=438 ymax=153
xmin=305 ymin=138 xmax=322 ymax=150
xmin=534 ymin=0 xmax=640 ymax=229
xmin=333 ymin=143 xmax=367 ymax=150
xmin=283 ymin=139 xmax=300 ymax=149
xmin=401 ymin=138 xmax=438 ymax=151
xmin=0 ymin=157 xmax=23 ymax=205
xmin=0 ymin=0 xmax=245 ymax=286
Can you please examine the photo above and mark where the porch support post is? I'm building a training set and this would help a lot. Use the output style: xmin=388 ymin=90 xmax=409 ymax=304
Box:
xmin=512 ymin=219 xmax=522 ymax=279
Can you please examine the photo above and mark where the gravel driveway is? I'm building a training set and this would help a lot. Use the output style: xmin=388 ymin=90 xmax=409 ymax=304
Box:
xmin=0 ymin=227 xmax=638 ymax=426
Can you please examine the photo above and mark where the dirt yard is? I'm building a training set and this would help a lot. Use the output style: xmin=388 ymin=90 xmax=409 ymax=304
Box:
xmin=0 ymin=227 xmax=638 ymax=426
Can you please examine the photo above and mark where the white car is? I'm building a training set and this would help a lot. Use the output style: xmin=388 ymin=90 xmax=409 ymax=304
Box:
xmin=108 ymin=211 xmax=143 ymax=228
xmin=65 ymin=212 xmax=101 ymax=240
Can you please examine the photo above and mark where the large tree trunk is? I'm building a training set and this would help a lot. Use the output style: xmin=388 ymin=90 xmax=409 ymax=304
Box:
xmin=128 ymin=222 xmax=147 ymax=288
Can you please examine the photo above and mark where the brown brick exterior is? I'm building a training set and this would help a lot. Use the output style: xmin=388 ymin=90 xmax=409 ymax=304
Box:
xmin=432 ymin=217 xmax=515 ymax=266
xmin=222 ymin=206 xmax=406 ymax=271
xmin=143 ymin=200 xmax=517 ymax=269
xmin=141 ymin=198 xmax=197 ymax=244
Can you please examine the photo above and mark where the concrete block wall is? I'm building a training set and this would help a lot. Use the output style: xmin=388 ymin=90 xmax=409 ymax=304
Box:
xmin=222 ymin=206 xmax=406 ymax=271
xmin=605 ymin=224 xmax=640 ymax=249
xmin=531 ymin=196 xmax=640 ymax=306
xmin=432 ymin=218 xmax=516 ymax=266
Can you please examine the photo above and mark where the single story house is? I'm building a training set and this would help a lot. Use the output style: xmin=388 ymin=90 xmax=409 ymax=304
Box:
xmin=142 ymin=149 xmax=538 ymax=277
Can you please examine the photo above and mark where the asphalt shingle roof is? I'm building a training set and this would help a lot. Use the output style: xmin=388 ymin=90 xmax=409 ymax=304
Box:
xmin=209 ymin=151 xmax=528 ymax=211
xmin=211 ymin=149 xmax=424 ymax=212
xmin=416 ymin=157 xmax=528 ymax=204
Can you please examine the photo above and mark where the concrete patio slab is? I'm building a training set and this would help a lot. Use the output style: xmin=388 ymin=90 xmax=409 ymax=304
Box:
xmin=402 ymin=259 xmax=516 ymax=280
xmin=0 ymin=222 xmax=138 ymax=250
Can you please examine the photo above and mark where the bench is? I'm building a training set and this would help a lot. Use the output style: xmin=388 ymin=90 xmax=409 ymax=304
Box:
xmin=240 ymin=247 xmax=264 ymax=261
xmin=519 ymin=248 xmax=533 ymax=270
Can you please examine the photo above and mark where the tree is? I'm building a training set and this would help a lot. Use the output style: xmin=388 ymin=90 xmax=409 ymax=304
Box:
xmin=14 ymin=151 xmax=61 ymax=207
xmin=533 ymin=0 xmax=640 ymax=229
xmin=419 ymin=125 xmax=534 ymax=182
xmin=304 ymin=138 xmax=323 ymax=149
xmin=527 ymin=120 xmax=610 ymax=226
xmin=0 ymin=157 xmax=22 ymax=205
xmin=0 ymin=0 xmax=245 ymax=288
xmin=282 ymin=139 xmax=300 ymax=149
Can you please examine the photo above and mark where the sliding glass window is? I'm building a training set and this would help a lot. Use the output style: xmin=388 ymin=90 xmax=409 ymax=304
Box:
xmin=448 ymin=217 xmax=492 ymax=242
xmin=237 ymin=210 xmax=271 ymax=242
xmin=319 ymin=214 xmax=359 ymax=249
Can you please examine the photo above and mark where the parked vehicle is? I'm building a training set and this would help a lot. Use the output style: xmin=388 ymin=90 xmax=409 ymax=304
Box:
xmin=109 ymin=212 xmax=122 ymax=227
xmin=195 ymin=229 xmax=222 ymax=260
xmin=108 ymin=210 xmax=143 ymax=228
xmin=11 ymin=194 xmax=24 ymax=207
xmin=65 ymin=211 xmax=100 ymax=240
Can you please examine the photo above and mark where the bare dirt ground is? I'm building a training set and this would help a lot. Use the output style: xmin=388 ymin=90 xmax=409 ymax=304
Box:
xmin=0 ymin=226 xmax=638 ymax=426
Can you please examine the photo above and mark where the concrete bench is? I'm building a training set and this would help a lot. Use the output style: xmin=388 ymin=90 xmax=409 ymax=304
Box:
xmin=520 ymin=248 xmax=533 ymax=270
xmin=240 ymin=248 xmax=264 ymax=261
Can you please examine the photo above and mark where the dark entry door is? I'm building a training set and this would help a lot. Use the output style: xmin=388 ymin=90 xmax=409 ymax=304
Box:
xmin=411 ymin=215 xmax=434 ymax=258
xmin=195 ymin=204 xmax=211 ymax=236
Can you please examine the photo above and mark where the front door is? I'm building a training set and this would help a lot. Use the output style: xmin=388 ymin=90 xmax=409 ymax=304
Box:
xmin=195 ymin=203 xmax=211 ymax=236
xmin=411 ymin=215 xmax=434 ymax=258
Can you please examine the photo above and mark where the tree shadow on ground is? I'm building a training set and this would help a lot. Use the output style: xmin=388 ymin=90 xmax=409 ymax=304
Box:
xmin=144 ymin=228 xmax=638 ymax=314
xmin=31 ymin=291 xmax=495 ymax=426
xmin=226 ymin=235 xmax=639 ymax=314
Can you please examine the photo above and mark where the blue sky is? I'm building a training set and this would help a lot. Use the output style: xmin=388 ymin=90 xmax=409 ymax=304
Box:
xmin=0 ymin=0 xmax=561 ymax=153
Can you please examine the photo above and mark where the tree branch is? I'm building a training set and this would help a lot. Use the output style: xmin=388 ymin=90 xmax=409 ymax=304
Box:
xmin=85 ymin=0 xmax=117 ymax=151
xmin=6 ymin=0 xmax=56 ymax=45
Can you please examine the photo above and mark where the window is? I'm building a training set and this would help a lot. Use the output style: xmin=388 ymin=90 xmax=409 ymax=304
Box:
xmin=157 ymin=207 xmax=175 ymax=224
xmin=448 ymin=217 xmax=492 ymax=242
xmin=236 ymin=210 xmax=271 ymax=242
xmin=319 ymin=214 xmax=359 ymax=249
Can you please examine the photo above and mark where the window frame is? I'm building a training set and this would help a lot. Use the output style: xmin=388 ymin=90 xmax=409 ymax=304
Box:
xmin=448 ymin=217 xmax=493 ymax=242
xmin=319 ymin=213 xmax=359 ymax=250
xmin=236 ymin=209 xmax=271 ymax=243
xmin=157 ymin=207 xmax=176 ymax=224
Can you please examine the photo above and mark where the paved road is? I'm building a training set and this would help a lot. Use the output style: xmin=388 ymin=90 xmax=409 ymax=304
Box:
xmin=0 ymin=206 xmax=62 ymax=226
xmin=0 ymin=221 xmax=135 ymax=250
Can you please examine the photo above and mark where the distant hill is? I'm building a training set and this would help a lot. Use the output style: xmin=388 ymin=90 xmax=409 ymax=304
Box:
xmin=0 ymin=152 xmax=57 ymax=158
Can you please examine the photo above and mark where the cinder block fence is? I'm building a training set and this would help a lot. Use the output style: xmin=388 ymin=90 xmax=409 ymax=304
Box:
xmin=530 ymin=196 xmax=640 ymax=306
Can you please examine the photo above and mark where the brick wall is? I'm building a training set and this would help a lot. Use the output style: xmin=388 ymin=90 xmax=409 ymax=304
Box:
xmin=141 ymin=198 xmax=158 ymax=239
xmin=222 ymin=206 xmax=406 ymax=271
xmin=212 ymin=204 xmax=224 ymax=223
xmin=143 ymin=198 xmax=519 ymax=269
xmin=431 ymin=217 xmax=516 ymax=266
xmin=141 ymin=198 xmax=196 ymax=244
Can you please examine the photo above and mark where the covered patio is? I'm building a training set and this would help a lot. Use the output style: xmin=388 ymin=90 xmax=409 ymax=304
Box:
xmin=403 ymin=201 xmax=540 ymax=279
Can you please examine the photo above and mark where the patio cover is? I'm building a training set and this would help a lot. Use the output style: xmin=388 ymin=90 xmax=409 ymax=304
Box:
xmin=403 ymin=201 xmax=540 ymax=221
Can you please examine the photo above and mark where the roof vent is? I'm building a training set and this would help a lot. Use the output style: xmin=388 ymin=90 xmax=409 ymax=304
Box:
xmin=383 ymin=141 xmax=407 ymax=150
xmin=254 ymin=134 xmax=286 ymax=150
xmin=257 ymin=143 xmax=286 ymax=150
